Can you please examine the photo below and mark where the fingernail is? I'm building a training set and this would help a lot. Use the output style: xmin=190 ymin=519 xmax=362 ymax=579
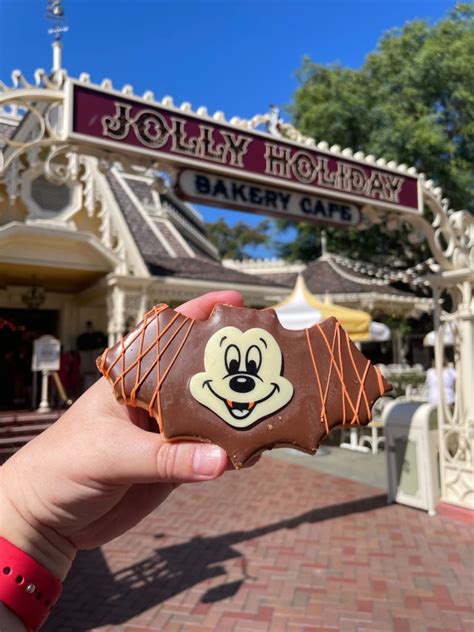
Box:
xmin=193 ymin=445 xmax=225 ymax=478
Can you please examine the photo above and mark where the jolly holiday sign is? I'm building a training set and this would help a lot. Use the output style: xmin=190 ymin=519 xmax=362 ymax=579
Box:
xmin=66 ymin=82 xmax=421 ymax=219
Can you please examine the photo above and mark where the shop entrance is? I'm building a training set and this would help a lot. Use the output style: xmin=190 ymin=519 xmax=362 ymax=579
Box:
xmin=0 ymin=308 xmax=59 ymax=410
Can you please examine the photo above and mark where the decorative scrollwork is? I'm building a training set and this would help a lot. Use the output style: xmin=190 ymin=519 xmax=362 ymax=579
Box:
xmin=423 ymin=181 xmax=474 ymax=269
xmin=0 ymin=69 xmax=67 ymax=174
xmin=4 ymin=160 xmax=24 ymax=202
xmin=78 ymin=158 xmax=95 ymax=216
xmin=43 ymin=143 xmax=79 ymax=183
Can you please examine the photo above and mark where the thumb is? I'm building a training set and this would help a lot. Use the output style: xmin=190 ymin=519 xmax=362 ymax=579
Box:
xmin=97 ymin=421 xmax=228 ymax=485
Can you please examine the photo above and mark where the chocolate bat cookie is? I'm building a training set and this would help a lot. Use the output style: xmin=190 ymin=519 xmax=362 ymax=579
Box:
xmin=97 ymin=303 xmax=391 ymax=468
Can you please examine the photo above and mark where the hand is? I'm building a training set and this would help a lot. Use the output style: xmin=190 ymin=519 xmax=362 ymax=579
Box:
xmin=0 ymin=291 xmax=244 ymax=580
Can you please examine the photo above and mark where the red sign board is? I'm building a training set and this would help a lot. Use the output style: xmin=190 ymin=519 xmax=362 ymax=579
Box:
xmin=67 ymin=82 xmax=421 ymax=215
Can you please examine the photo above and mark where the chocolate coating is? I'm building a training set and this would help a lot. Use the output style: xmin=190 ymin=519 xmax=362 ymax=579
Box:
xmin=97 ymin=304 xmax=391 ymax=468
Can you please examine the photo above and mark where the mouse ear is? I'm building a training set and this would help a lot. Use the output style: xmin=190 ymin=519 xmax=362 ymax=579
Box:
xmin=96 ymin=304 xmax=195 ymax=429
xmin=209 ymin=303 xmax=281 ymax=329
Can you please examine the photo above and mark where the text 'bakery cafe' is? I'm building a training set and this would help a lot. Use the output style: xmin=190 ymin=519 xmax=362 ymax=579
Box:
xmin=177 ymin=171 xmax=361 ymax=226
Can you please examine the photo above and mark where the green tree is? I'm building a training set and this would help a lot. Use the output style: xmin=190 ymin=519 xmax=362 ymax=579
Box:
xmin=206 ymin=217 xmax=270 ymax=259
xmin=281 ymin=3 xmax=474 ymax=264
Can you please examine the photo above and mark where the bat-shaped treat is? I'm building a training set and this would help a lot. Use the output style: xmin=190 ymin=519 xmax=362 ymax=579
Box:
xmin=97 ymin=303 xmax=391 ymax=468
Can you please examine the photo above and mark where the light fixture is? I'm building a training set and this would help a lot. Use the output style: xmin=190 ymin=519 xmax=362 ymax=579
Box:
xmin=21 ymin=276 xmax=46 ymax=309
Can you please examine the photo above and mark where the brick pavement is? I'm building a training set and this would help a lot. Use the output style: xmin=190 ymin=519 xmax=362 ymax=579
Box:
xmin=44 ymin=455 xmax=473 ymax=632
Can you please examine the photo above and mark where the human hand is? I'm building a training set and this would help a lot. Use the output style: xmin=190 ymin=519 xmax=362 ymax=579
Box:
xmin=0 ymin=291 xmax=244 ymax=581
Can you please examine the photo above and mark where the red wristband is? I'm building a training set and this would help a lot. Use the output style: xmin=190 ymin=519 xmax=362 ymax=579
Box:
xmin=0 ymin=537 xmax=62 ymax=631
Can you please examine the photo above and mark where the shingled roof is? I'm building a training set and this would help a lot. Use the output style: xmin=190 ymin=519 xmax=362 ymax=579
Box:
xmin=249 ymin=257 xmax=412 ymax=297
xmin=106 ymin=171 xmax=170 ymax=259
xmin=0 ymin=121 xmax=17 ymax=152
xmin=105 ymin=169 xmax=284 ymax=287
xmin=146 ymin=255 xmax=280 ymax=286
xmin=302 ymin=258 xmax=410 ymax=296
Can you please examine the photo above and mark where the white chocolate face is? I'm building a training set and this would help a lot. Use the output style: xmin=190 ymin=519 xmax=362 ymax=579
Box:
xmin=189 ymin=326 xmax=294 ymax=429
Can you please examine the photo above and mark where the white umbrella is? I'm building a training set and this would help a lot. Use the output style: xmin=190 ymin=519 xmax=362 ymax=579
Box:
xmin=273 ymin=275 xmax=390 ymax=342
xmin=367 ymin=321 xmax=391 ymax=342
xmin=273 ymin=276 xmax=371 ymax=340
xmin=423 ymin=323 xmax=456 ymax=347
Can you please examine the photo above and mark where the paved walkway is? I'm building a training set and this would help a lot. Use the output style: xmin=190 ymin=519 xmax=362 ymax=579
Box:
xmin=271 ymin=445 xmax=388 ymax=489
xmin=45 ymin=452 xmax=473 ymax=632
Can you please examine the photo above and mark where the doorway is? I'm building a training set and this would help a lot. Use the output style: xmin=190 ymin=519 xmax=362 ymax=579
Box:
xmin=0 ymin=308 xmax=59 ymax=410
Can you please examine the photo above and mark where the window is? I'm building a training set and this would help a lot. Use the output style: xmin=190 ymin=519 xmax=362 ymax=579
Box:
xmin=30 ymin=175 xmax=71 ymax=213
xmin=22 ymin=166 xmax=81 ymax=219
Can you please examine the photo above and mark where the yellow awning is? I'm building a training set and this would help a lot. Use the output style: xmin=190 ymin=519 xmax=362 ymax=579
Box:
xmin=272 ymin=275 xmax=371 ymax=341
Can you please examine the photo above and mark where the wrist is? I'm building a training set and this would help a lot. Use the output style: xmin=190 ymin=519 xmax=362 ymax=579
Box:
xmin=0 ymin=603 xmax=27 ymax=631
xmin=0 ymin=470 xmax=76 ymax=581
xmin=0 ymin=536 xmax=63 ymax=631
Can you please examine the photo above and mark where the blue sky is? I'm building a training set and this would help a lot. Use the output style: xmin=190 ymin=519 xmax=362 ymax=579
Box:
xmin=0 ymin=0 xmax=455 ymax=255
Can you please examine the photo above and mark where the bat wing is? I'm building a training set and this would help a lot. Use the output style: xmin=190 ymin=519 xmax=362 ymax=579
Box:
xmin=97 ymin=304 xmax=194 ymax=431
xmin=304 ymin=316 xmax=390 ymax=434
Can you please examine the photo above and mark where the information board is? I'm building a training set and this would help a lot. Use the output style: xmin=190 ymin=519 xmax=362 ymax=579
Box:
xmin=32 ymin=335 xmax=61 ymax=372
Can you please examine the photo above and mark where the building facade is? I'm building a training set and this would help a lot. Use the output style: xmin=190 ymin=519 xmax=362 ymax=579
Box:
xmin=0 ymin=107 xmax=293 ymax=406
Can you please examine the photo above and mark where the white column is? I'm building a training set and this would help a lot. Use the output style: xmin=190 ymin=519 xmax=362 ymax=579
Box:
xmin=52 ymin=40 xmax=62 ymax=73
xmin=435 ymin=275 xmax=474 ymax=510
xmin=392 ymin=330 xmax=403 ymax=364
xmin=106 ymin=284 xmax=125 ymax=346
xmin=459 ymin=279 xmax=474 ymax=433
xmin=38 ymin=371 xmax=51 ymax=411
xmin=59 ymin=298 xmax=77 ymax=350
xmin=138 ymin=288 xmax=148 ymax=320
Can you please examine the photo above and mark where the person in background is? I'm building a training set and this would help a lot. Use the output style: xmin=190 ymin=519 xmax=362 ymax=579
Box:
xmin=426 ymin=358 xmax=456 ymax=406
xmin=58 ymin=349 xmax=82 ymax=400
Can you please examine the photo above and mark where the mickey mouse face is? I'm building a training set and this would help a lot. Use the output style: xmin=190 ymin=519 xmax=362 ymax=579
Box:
xmin=189 ymin=326 xmax=294 ymax=429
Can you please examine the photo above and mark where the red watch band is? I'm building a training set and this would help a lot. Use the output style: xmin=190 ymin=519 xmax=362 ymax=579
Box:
xmin=0 ymin=537 xmax=62 ymax=631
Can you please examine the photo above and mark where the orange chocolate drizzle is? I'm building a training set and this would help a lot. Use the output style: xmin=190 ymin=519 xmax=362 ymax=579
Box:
xmin=97 ymin=303 xmax=390 ymax=467
xmin=99 ymin=305 xmax=195 ymax=431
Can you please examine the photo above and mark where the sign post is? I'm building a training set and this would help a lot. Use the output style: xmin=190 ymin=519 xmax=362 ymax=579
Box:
xmin=32 ymin=336 xmax=61 ymax=411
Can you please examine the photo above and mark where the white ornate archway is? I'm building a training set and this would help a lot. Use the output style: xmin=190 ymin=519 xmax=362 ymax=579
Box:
xmin=1 ymin=69 xmax=473 ymax=511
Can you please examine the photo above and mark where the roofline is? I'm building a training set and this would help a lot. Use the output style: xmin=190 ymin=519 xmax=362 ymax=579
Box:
xmin=164 ymin=188 xmax=205 ymax=226
xmin=99 ymin=167 xmax=150 ymax=277
xmin=0 ymin=220 xmax=121 ymax=271
xmin=318 ymin=291 xmax=433 ymax=309
xmin=0 ymin=114 xmax=21 ymax=126
xmin=100 ymin=272 xmax=287 ymax=306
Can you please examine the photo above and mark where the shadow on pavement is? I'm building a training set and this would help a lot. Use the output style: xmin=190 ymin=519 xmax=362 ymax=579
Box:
xmin=45 ymin=493 xmax=388 ymax=630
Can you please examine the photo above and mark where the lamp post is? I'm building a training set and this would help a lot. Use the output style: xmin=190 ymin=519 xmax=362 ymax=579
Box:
xmin=21 ymin=276 xmax=46 ymax=310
